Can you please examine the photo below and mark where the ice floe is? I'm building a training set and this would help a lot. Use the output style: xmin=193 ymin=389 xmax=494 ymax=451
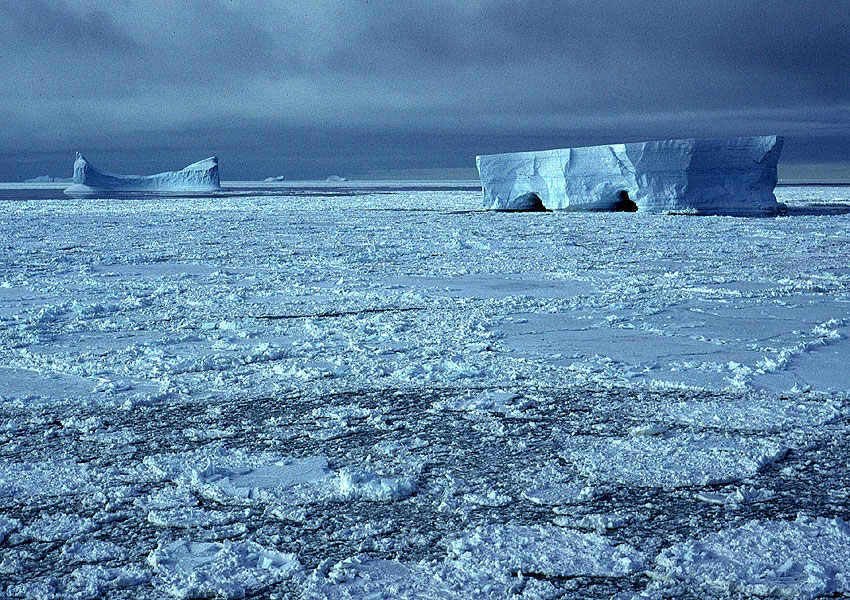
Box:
xmin=21 ymin=513 xmax=98 ymax=542
xmin=338 ymin=467 xmax=419 ymax=501
xmin=148 ymin=539 xmax=300 ymax=599
xmin=0 ymin=516 xmax=20 ymax=544
xmin=651 ymin=515 xmax=850 ymax=599
xmin=143 ymin=448 xmax=419 ymax=506
xmin=62 ymin=539 xmax=127 ymax=562
xmin=522 ymin=482 xmax=600 ymax=506
xmin=308 ymin=524 xmax=644 ymax=599
xmin=657 ymin=397 xmax=843 ymax=432
xmin=447 ymin=524 xmax=644 ymax=577
xmin=562 ymin=433 xmax=787 ymax=488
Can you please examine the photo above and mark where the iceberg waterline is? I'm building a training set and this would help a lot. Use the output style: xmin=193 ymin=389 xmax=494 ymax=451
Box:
xmin=64 ymin=152 xmax=220 ymax=194
xmin=477 ymin=135 xmax=784 ymax=215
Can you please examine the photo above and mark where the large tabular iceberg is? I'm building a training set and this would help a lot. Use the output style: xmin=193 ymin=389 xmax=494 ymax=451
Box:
xmin=64 ymin=153 xmax=220 ymax=195
xmin=476 ymin=136 xmax=784 ymax=215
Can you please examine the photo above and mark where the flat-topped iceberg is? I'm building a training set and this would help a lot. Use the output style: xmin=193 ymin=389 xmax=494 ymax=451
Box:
xmin=24 ymin=175 xmax=72 ymax=184
xmin=64 ymin=153 xmax=220 ymax=195
xmin=476 ymin=136 xmax=784 ymax=215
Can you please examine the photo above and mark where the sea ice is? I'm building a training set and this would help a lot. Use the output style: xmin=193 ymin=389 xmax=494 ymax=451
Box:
xmin=562 ymin=433 xmax=787 ymax=488
xmin=652 ymin=515 xmax=850 ymax=599
xmin=446 ymin=523 xmax=644 ymax=578
xmin=23 ymin=175 xmax=71 ymax=183
xmin=148 ymin=539 xmax=300 ymax=599
xmin=147 ymin=507 xmax=242 ymax=530
xmin=206 ymin=456 xmax=333 ymax=502
xmin=21 ymin=513 xmax=98 ymax=542
xmin=67 ymin=565 xmax=151 ymax=597
xmin=143 ymin=448 xmax=419 ymax=506
xmin=695 ymin=485 xmax=775 ymax=506
xmin=6 ymin=566 xmax=151 ymax=600
xmin=308 ymin=524 xmax=643 ymax=599
xmin=658 ymin=397 xmax=843 ymax=432
xmin=522 ymin=482 xmax=599 ymax=505
xmin=337 ymin=467 xmax=419 ymax=502
xmin=431 ymin=390 xmax=531 ymax=414
xmin=3 ymin=180 xmax=850 ymax=599
xmin=308 ymin=558 xmax=478 ymax=600
xmin=569 ymin=513 xmax=631 ymax=531
xmin=62 ymin=539 xmax=126 ymax=562
xmin=0 ymin=516 xmax=20 ymax=544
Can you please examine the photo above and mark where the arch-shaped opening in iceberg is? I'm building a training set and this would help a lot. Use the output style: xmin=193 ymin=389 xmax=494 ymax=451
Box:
xmin=507 ymin=192 xmax=547 ymax=211
xmin=613 ymin=190 xmax=638 ymax=212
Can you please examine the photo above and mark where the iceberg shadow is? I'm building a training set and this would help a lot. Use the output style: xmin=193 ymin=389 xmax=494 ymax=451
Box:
xmin=783 ymin=203 xmax=850 ymax=217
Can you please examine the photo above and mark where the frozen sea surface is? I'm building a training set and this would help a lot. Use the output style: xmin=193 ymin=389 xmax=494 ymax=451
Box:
xmin=1 ymin=182 xmax=849 ymax=599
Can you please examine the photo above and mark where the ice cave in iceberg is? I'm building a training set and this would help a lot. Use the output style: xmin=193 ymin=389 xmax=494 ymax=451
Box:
xmin=476 ymin=136 xmax=784 ymax=215
xmin=64 ymin=153 xmax=221 ymax=194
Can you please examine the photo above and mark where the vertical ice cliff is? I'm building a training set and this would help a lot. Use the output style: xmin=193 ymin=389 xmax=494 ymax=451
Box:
xmin=476 ymin=136 xmax=784 ymax=215
xmin=64 ymin=153 xmax=221 ymax=194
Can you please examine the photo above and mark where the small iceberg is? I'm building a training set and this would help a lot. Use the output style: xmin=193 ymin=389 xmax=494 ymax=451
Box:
xmin=64 ymin=153 xmax=220 ymax=195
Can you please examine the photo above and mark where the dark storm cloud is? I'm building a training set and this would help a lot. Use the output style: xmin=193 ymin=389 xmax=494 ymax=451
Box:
xmin=1 ymin=0 xmax=141 ymax=55
xmin=1 ymin=0 xmax=848 ymax=180
xmin=329 ymin=0 xmax=850 ymax=117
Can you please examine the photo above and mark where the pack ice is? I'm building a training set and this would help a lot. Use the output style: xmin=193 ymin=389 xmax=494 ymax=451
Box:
xmin=64 ymin=152 xmax=220 ymax=194
xmin=476 ymin=135 xmax=783 ymax=214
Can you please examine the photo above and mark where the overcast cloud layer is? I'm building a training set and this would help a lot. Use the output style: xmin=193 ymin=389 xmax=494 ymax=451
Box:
xmin=2 ymin=0 xmax=849 ymax=180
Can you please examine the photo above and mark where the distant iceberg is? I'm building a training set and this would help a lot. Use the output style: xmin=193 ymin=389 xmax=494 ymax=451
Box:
xmin=476 ymin=136 xmax=784 ymax=215
xmin=264 ymin=175 xmax=287 ymax=182
xmin=64 ymin=153 xmax=220 ymax=195
xmin=25 ymin=175 xmax=72 ymax=184
xmin=326 ymin=175 xmax=347 ymax=182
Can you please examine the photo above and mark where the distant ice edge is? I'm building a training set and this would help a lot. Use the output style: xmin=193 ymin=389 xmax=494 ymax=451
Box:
xmin=64 ymin=152 xmax=221 ymax=194
xmin=476 ymin=135 xmax=784 ymax=215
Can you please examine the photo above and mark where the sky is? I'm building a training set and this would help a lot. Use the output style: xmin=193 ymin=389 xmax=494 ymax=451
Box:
xmin=1 ymin=0 xmax=849 ymax=181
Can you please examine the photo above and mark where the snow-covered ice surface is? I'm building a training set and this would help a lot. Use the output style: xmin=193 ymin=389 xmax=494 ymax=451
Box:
xmin=1 ymin=182 xmax=849 ymax=599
